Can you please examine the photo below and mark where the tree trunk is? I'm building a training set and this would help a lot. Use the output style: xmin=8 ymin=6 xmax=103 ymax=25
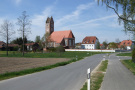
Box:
xmin=6 ymin=25 xmax=8 ymax=56
xmin=22 ymin=26 xmax=24 ymax=56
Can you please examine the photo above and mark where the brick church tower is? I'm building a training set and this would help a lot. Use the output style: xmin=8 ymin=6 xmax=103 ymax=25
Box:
xmin=45 ymin=16 xmax=54 ymax=35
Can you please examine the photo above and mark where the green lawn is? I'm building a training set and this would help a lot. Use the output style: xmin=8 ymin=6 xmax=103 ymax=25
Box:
xmin=117 ymin=53 xmax=131 ymax=56
xmin=121 ymin=60 xmax=135 ymax=75
xmin=0 ymin=51 xmax=102 ymax=59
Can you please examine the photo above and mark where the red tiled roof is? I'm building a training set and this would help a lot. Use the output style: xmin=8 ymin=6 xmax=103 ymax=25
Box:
xmin=100 ymin=44 xmax=103 ymax=46
xmin=25 ymin=43 xmax=35 ymax=46
xmin=0 ymin=41 xmax=5 ymax=44
xmin=120 ymin=40 xmax=132 ymax=46
xmin=82 ymin=36 xmax=98 ymax=44
xmin=49 ymin=30 xmax=75 ymax=43
xmin=8 ymin=44 xmax=19 ymax=47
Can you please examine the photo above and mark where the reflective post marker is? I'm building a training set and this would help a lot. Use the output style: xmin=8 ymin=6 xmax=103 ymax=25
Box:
xmin=87 ymin=68 xmax=90 ymax=90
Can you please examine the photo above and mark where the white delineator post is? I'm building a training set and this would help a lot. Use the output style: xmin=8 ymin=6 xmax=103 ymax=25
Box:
xmin=87 ymin=68 xmax=90 ymax=90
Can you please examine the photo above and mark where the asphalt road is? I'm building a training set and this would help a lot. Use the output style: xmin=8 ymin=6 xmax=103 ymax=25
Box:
xmin=0 ymin=54 xmax=104 ymax=90
xmin=101 ymin=54 xmax=135 ymax=90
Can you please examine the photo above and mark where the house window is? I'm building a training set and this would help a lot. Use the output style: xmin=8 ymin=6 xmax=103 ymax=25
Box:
xmin=69 ymin=40 xmax=71 ymax=46
xmin=73 ymin=40 xmax=75 ymax=46
xmin=65 ymin=40 xmax=68 ymax=46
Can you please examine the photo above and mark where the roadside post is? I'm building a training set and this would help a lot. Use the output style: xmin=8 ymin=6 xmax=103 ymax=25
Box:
xmin=87 ymin=68 xmax=90 ymax=90
xmin=103 ymin=55 xmax=105 ymax=61
xmin=76 ymin=55 xmax=78 ymax=60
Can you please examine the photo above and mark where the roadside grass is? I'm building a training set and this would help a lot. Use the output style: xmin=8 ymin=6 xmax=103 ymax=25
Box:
xmin=117 ymin=53 xmax=131 ymax=56
xmin=81 ymin=60 xmax=108 ymax=90
xmin=0 ymin=58 xmax=77 ymax=81
xmin=120 ymin=60 xmax=135 ymax=75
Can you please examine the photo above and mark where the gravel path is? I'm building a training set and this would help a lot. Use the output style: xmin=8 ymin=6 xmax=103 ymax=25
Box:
xmin=0 ymin=57 xmax=70 ymax=74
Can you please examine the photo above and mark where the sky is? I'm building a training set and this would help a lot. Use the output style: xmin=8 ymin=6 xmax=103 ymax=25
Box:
xmin=0 ymin=0 xmax=131 ymax=43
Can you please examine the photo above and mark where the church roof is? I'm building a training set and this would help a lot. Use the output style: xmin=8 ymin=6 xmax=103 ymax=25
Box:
xmin=82 ymin=36 xmax=98 ymax=44
xmin=49 ymin=30 xmax=75 ymax=43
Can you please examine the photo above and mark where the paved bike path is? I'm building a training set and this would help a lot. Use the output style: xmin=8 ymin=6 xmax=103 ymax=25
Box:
xmin=101 ymin=54 xmax=135 ymax=90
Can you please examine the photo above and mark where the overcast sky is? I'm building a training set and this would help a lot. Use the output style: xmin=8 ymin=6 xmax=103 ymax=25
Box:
xmin=0 ymin=0 xmax=131 ymax=43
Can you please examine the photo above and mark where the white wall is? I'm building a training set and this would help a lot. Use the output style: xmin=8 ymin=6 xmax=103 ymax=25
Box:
xmin=81 ymin=39 xmax=99 ymax=49
xmin=65 ymin=49 xmax=116 ymax=52
xmin=81 ymin=44 xmax=95 ymax=49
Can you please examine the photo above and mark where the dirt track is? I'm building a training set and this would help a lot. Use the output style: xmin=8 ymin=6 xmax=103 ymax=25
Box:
xmin=0 ymin=57 xmax=70 ymax=74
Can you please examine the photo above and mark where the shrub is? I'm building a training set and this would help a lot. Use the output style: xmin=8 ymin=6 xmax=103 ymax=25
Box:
xmin=13 ymin=46 xmax=19 ymax=51
xmin=56 ymin=45 xmax=65 ymax=56
xmin=47 ymin=48 xmax=56 ymax=52
xmin=132 ymin=47 xmax=135 ymax=63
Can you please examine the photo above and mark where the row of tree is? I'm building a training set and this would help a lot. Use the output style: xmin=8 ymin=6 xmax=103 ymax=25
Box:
xmin=0 ymin=11 xmax=31 ymax=56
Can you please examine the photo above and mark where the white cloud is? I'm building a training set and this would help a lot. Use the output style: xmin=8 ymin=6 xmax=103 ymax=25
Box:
xmin=32 ymin=6 xmax=53 ymax=27
xmin=57 ymin=15 xmax=117 ymax=30
xmin=28 ymin=6 xmax=53 ymax=41
xmin=14 ymin=0 xmax=22 ymax=5
xmin=55 ymin=2 xmax=94 ymax=28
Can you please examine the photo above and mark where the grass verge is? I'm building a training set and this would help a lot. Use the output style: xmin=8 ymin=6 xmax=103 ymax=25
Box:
xmin=81 ymin=60 xmax=108 ymax=90
xmin=117 ymin=53 xmax=131 ymax=56
xmin=0 ymin=58 xmax=77 ymax=81
xmin=120 ymin=60 xmax=135 ymax=75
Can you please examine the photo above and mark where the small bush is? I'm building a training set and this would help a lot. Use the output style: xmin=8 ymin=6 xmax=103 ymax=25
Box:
xmin=56 ymin=45 xmax=65 ymax=56
xmin=56 ymin=45 xmax=65 ymax=52
xmin=132 ymin=48 xmax=135 ymax=63
xmin=47 ymin=48 xmax=56 ymax=52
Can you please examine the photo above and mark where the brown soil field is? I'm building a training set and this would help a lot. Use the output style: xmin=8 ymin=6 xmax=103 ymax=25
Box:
xmin=0 ymin=57 xmax=70 ymax=74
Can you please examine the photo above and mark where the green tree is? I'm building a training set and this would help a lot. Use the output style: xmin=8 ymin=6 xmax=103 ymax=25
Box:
xmin=35 ymin=36 xmax=40 ymax=43
xmin=11 ymin=37 xmax=27 ymax=45
xmin=0 ymin=20 xmax=15 ymax=56
xmin=97 ymin=0 xmax=135 ymax=36
xmin=17 ymin=11 xmax=31 ymax=56
xmin=96 ymin=41 xmax=100 ymax=49
xmin=120 ymin=45 xmax=126 ymax=50
xmin=132 ymin=47 xmax=135 ymax=63
xmin=32 ymin=43 xmax=39 ymax=52
xmin=103 ymin=41 xmax=108 ymax=49
xmin=56 ymin=45 xmax=65 ymax=56
xmin=109 ymin=42 xmax=118 ymax=49
xmin=42 ymin=32 xmax=51 ymax=48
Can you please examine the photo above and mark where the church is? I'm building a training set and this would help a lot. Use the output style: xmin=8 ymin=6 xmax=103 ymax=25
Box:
xmin=45 ymin=16 xmax=75 ymax=49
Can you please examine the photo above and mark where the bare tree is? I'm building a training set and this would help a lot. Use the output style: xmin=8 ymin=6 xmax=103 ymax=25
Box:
xmin=0 ymin=20 xmax=15 ymax=56
xmin=115 ymin=38 xmax=120 ymax=43
xmin=17 ymin=11 xmax=31 ymax=56
xmin=45 ymin=32 xmax=51 ymax=48
xmin=41 ymin=32 xmax=51 ymax=48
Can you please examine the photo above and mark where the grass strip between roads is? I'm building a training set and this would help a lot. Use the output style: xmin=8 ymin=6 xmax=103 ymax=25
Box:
xmin=81 ymin=60 xmax=108 ymax=90
xmin=120 ymin=60 xmax=135 ymax=75
xmin=0 ymin=58 xmax=79 ymax=81
xmin=117 ymin=53 xmax=131 ymax=56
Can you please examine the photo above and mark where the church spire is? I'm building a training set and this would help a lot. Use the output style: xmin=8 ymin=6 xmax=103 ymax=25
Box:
xmin=45 ymin=16 xmax=54 ymax=35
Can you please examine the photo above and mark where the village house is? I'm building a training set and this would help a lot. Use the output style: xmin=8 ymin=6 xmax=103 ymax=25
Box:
xmin=81 ymin=36 xmax=99 ymax=49
xmin=25 ymin=43 xmax=35 ymax=51
xmin=0 ymin=41 xmax=19 ymax=51
xmin=0 ymin=41 xmax=6 ymax=50
xmin=45 ymin=17 xmax=75 ymax=49
xmin=119 ymin=40 xmax=134 ymax=50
